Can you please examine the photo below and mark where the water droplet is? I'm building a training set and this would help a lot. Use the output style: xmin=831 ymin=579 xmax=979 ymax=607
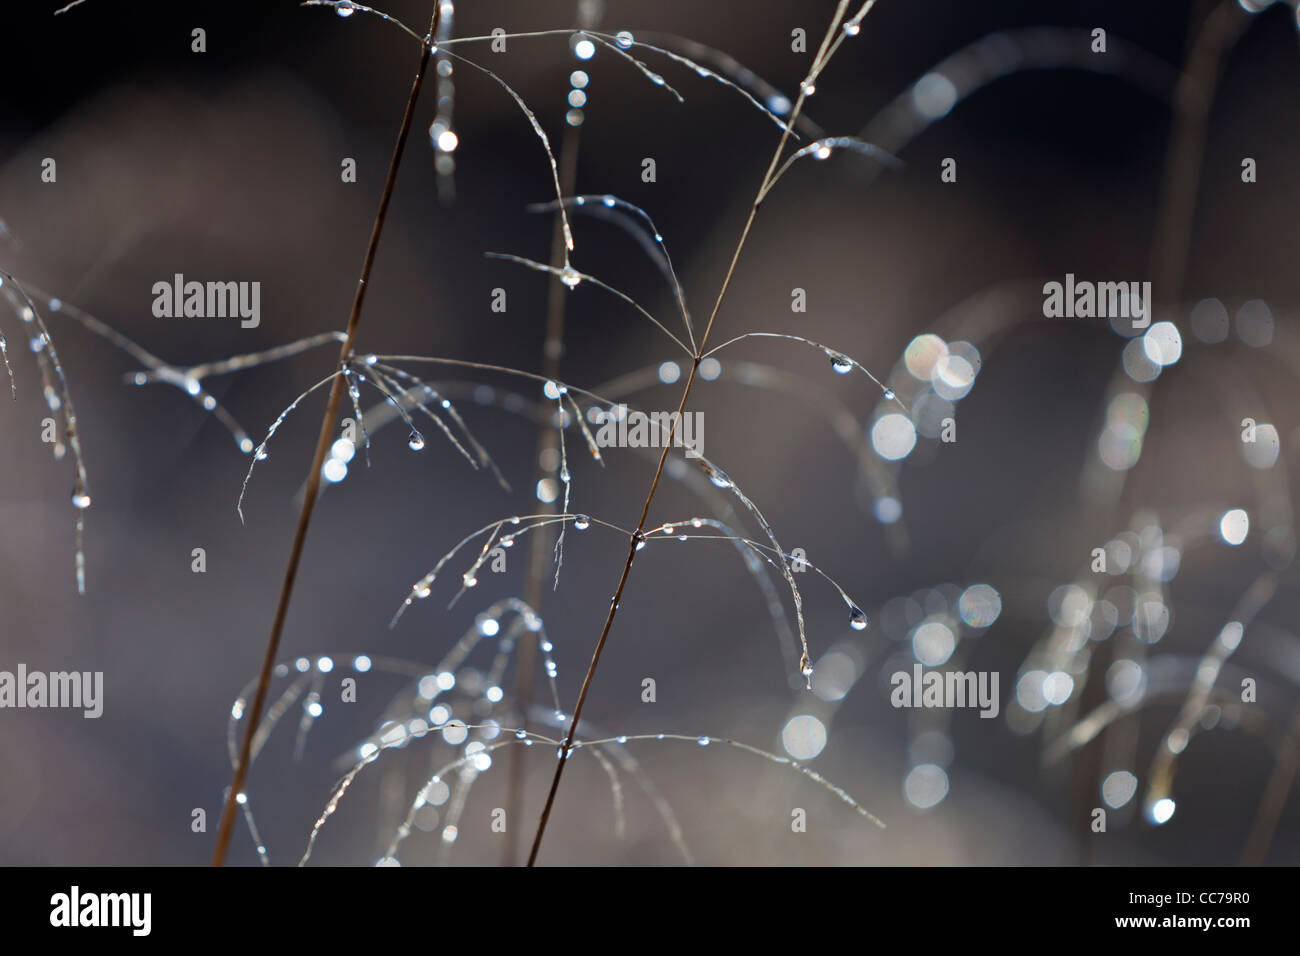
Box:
xmin=849 ymin=606 xmax=869 ymax=630
xmin=462 ymin=572 xmax=478 ymax=588
xmin=573 ymin=514 xmax=590 ymax=530
xmin=814 ymin=144 xmax=833 ymax=160
xmin=560 ymin=265 xmax=582 ymax=289
xmin=828 ymin=351 xmax=852 ymax=374
xmin=71 ymin=486 xmax=91 ymax=509
xmin=335 ymin=1 xmax=356 ymax=16
xmin=634 ymin=531 xmax=647 ymax=551
xmin=883 ymin=388 xmax=896 ymax=401
xmin=798 ymin=653 xmax=815 ymax=687
xmin=697 ymin=736 xmax=710 ymax=746
xmin=408 ymin=431 xmax=426 ymax=451
xmin=707 ymin=466 xmax=732 ymax=489
xmin=515 ymin=729 xmax=527 ymax=739
xmin=843 ymin=22 xmax=861 ymax=36
xmin=615 ymin=30 xmax=634 ymax=48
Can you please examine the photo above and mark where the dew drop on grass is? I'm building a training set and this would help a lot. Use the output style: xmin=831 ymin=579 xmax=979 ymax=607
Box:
xmin=573 ymin=514 xmax=590 ymax=530
xmin=707 ymin=467 xmax=733 ymax=489
xmin=697 ymin=737 xmax=710 ymax=746
xmin=883 ymin=388 xmax=896 ymax=401
xmin=408 ymin=431 xmax=426 ymax=451
xmin=849 ymin=606 xmax=869 ymax=630
xmin=828 ymin=351 xmax=852 ymax=374
xmin=71 ymin=486 xmax=91 ymax=509
xmin=335 ymin=1 xmax=356 ymax=16
xmin=560 ymin=265 xmax=582 ymax=289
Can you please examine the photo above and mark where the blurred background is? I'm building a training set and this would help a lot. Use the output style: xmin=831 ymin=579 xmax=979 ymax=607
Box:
xmin=1 ymin=0 xmax=1299 ymax=865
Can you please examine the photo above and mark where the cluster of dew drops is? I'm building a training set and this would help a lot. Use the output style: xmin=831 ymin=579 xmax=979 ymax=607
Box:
xmin=320 ymin=2 xmax=883 ymax=690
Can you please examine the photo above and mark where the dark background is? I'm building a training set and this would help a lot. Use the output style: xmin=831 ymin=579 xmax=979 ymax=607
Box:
xmin=0 ymin=0 xmax=1298 ymax=865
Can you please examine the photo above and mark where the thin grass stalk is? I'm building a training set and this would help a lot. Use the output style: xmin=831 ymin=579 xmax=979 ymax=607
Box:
xmin=211 ymin=4 xmax=441 ymax=867
xmin=526 ymin=1 xmax=855 ymax=866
